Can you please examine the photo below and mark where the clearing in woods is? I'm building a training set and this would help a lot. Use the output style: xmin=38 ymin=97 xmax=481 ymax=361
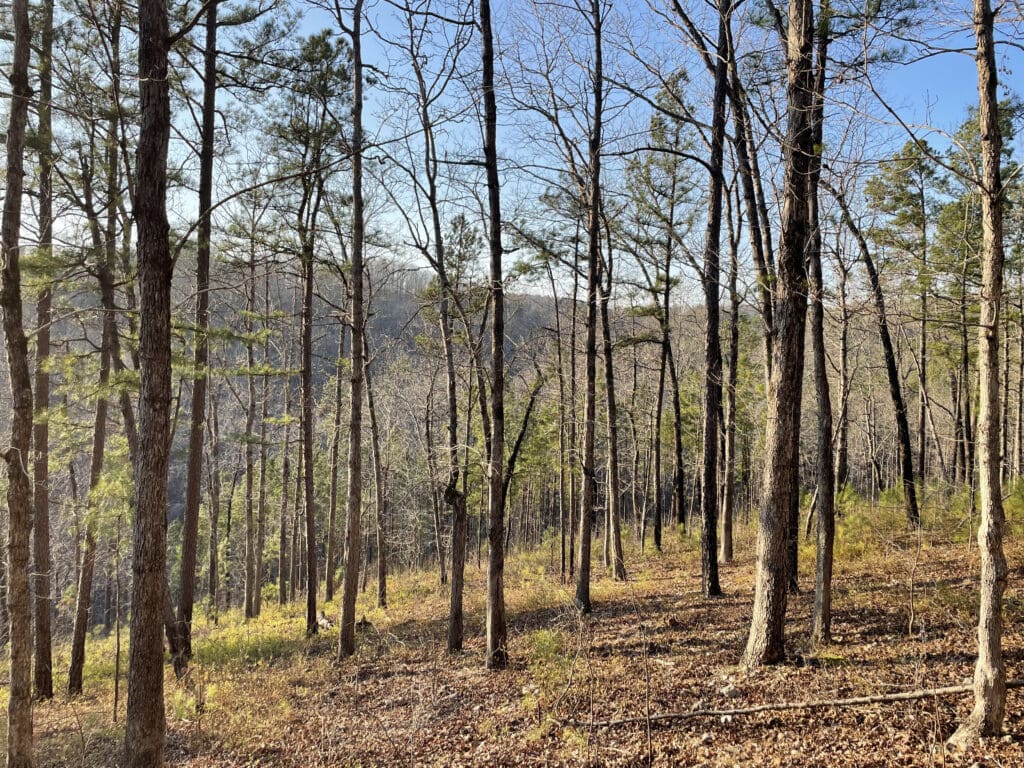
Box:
xmin=16 ymin=501 xmax=1024 ymax=767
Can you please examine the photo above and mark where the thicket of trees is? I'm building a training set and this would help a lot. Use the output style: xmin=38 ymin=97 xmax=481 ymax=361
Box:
xmin=1 ymin=0 xmax=1021 ymax=764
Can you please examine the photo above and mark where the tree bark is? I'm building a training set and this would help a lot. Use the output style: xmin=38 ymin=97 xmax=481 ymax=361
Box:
xmin=339 ymin=0 xmax=366 ymax=658
xmin=574 ymin=0 xmax=604 ymax=616
xmin=178 ymin=0 xmax=218 ymax=659
xmin=808 ymin=3 xmax=834 ymax=645
xmin=244 ymin=259 xmax=258 ymax=618
xmin=481 ymin=0 xmax=508 ymax=668
xmin=743 ymin=0 xmax=814 ymax=667
xmin=278 ymin=370 xmax=293 ymax=605
xmin=207 ymin=392 xmax=221 ymax=619
xmin=950 ymin=0 xmax=1008 ymax=743
xmin=599 ymin=239 xmax=626 ymax=582
xmin=363 ymin=335 xmax=387 ymax=608
xmin=301 ymin=238 xmax=318 ymax=635
xmin=2 ymin=0 xmax=36 ymax=762
xmin=32 ymin=0 xmax=56 ymax=702
xmin=326 ymin=319 xmax=346 ymax=603
xmin=125 ymin=0 xmax=172 ymax=761
xmin=700 ymin=1 xmax=729 ymax=598
xmin=68 ymin=302 xmax=116 ymax=695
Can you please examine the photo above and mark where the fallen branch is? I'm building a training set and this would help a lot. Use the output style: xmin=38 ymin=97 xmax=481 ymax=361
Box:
xmin=567 ymin=679 xmax=1024 ymax=728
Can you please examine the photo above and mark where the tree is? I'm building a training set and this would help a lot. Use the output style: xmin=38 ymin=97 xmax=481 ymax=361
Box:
xmin=808 ymin=0 xmax=834 ymax=645
xmin=124 ymin=0 xmax=172 ymax=761
xmin=949 ymin=0 xmax=1008 ymax=744
xmin=339 ymin=0 xmax=367 ymax=658
xmin=32 ymin=0 xmax=57 ymax=703
xmin=2 ymin=1 xmax=36 ymax=764
xmin=482 ymin=0 xmax=508 ymax=667
xmin=177 ymin=0 xmax=220 ymax=661
xmin=743 ymin=0 xmax=815 ymax=667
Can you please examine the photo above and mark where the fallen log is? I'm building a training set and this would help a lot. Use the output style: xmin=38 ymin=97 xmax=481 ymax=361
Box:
xmin=567 ymin=679 xmax=1024 ymax=728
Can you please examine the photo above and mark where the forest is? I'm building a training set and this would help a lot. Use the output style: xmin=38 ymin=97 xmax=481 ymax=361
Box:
xmin=0 ymin=0 xmax=1022 ymax=765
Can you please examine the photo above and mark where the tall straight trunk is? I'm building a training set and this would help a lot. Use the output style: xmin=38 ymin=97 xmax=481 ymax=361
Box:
xmin=726 ymin=17 xmax=773 ymax=387
xmin=363 ymin=335 xmax=387 ymax=608
xmin=481 ymin=0 xmax=508 ymax=668
xmin=700 ymin=1 xmax=729 ymax=598
xmin=32 ymin=0 xmax=56 ymax=702
xmin=546 ymin=261 xmax=568 ymax=581
xmin=666 ymin=342 xmax=687 ymax=532
xmin=301 ymin=238 xmax=318 ymax=634
xmin=290 ymin=445 xmax=302 ymax=602
xmin=278 ymin=372 xmax=293 ymax=605
xmin=1016 ymin=285 xmax=1024 ymax=477
xmin=254 ymin=271 xmax=270 ymax=616
xmin=244 ymin=260 xmax=258 ymax=618
xmin=125 ymin=0 xmax=172 ymax=761
xmin=950 ymin=0 xmax=1008 ymax=742
xmin=653 ymin=335 xmax=667 ymax=552
xmin=743 ymin=0 xmax=814 ymax=667
xmin=721 ymin=186 xmax=740 ymax=564
xmin=918 ymin=289 xmax=928 ymax=483
xmin=808 ymin=6 xmax=834 ymax=644
xmin=834 ymin=258 xmax=850 ymax=495
xmin=1001 ymin=313 xmax=1011 ymax=482
xmin=68 ymin=307 xmax=116 ymax=695
xmin=962 ymin=270 xmax=976 ymax=492
xmin=424 ymin=402 xmax=448 ymax=583
xmin=339 ymin=0 xmax=365 ymax=658
xmin=178 ymin=0 xmax=217 ymax=658
xmin=207 ymin=393 xmax=221 ymax=619
xmin=830 ymin=187 xmax=919 ymax=526
xmin=224 ymin=467 xmax=237 ymax=609
xmin=326 ymin=321 xmax=346 ymax=603
xmin=599 ymin=244 xmax=626 ymax=581
xmin=569 ymin=240 xmax=579 ymax=578
xmin=2 ymin=0 xmax=35 ymax=761
xmin=574 ymin=0 xmax=604 ymax=615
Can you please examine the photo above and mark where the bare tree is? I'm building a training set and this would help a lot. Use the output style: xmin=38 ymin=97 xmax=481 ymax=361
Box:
xmin=949 ymin=0 xmax=1008 ymax=745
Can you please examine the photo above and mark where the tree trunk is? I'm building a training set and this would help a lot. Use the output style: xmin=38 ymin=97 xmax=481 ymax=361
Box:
xmin=207 ymin=392 xmax=221 ymax=619
xmin=364 ymin=335 xmax=388 ymax=608
xmin=2 ymin=2 xmax=35 ymax=762
xmin=721 ymin=185 xmax=740 ymax=564
xmin=125 ymin=0 xmax=172 ymax=761
xmin=278 ymin=371 xmax=293 ymax=605
xmin=700 ymin=2 xmax=729 ymax=598
xmin=339 ymin=0 xmax=366 ymax=658
xmin=949 ymin=0 xmax=1008 ymax=743
xmin=834 ymin=257 xmax=850 ymax=496
xmin=31 ymin=0 xmax=56 ymax=703
xmin=301 ymin=235 xmax=318 ymax=635
xmin=808 ymin=5 xmax=834 ymax=645
xmin=326 ymin=321 xmax=345 ymax=603
xmin=574 ymin=0 xmax=604 ymax=616
xmin=178 ymin=0 xmax=217 ymax=660
xmin=743 ymin=0 xmax=814 ymax=667
xmin=255 ymin=272 xmax=270 ymax=617
xmin=599 ymin=243 xmax=626 ymax=582
xmin=244 ymin=260 xmax=258 ymax=618
xmin=68 ymin=307 xmax=116 ymax=695
xmin=481 ymin=0 xmax=508 ymax=668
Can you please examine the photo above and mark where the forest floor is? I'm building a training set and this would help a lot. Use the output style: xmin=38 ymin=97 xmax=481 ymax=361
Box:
xmin=10 ymin=496 xmax=1024 ymax=767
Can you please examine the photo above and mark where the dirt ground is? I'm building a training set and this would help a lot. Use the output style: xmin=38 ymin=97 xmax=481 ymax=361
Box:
xmin=26 ymin=525 xmax=1024 ymax=767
